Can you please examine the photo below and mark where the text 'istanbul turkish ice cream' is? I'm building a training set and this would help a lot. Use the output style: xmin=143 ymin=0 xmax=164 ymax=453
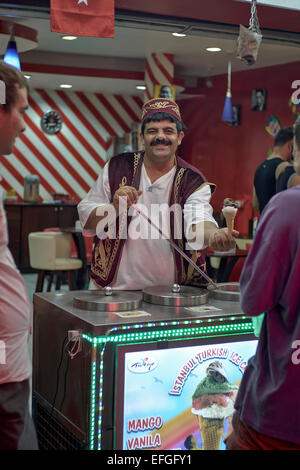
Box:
xmin=191 ymin=361 xmax=238 ymax=450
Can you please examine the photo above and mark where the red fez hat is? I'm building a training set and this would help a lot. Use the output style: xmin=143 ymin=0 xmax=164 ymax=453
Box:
xmin=141 ymin=98 xmax=182 ymax=123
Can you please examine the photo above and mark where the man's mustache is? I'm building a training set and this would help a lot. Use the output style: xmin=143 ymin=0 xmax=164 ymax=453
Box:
xmin=150 ymin=139 xmax=172 ymax=146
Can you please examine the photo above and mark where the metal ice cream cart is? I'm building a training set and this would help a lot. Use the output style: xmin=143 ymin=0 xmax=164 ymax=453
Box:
xmin=32 ymin=283 xmax=257 ymax=451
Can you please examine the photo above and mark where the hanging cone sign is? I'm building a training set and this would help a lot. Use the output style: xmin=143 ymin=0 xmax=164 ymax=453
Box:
xmin=222 ymin=60 xmax=234 ymax=121
xmin=237 ymin=1 xmax=262 ymax=65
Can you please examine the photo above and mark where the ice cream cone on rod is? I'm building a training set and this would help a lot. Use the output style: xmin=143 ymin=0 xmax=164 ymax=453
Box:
xmin=222 ymin=205 xmax=237 ymax=235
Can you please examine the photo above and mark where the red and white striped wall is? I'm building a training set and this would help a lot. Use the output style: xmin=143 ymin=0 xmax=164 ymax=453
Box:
xmin=0 ymin=89 xmax=143 ymax=202
xmin=144 ymin=52 xmax=174 ymax=101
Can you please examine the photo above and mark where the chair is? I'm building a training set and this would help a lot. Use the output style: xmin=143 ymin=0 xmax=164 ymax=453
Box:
xmin=44 ymin=227 xmax=77 ymax=258
xmin=44 ymin=225 xmax=93 ymax=262
xmin=28 ymin=231 xmax=83 ymax=292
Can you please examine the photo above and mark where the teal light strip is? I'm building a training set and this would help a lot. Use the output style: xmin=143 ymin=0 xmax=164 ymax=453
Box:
xmin=97 ymin=346 xmax=105 ymax=450
xmin=89 ymin=346 xmax=97 ymax=450
xmin=82 ymin=320 xmax=253 ymax=346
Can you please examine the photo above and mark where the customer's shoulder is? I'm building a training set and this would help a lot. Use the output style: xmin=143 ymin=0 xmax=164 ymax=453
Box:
xmin=271 ymin=185 xmax=300 ymax=210
xmin=281 ymin=185 xmax=300 ymax=198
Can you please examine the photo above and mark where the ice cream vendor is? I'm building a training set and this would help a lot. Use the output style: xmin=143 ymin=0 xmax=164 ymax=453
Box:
xmin=78 ymin=98 xmax=238 ymax=290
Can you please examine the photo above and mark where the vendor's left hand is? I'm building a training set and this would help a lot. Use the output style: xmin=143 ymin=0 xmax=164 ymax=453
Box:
xmin=208 ymin=228 xmax=239 ymax=252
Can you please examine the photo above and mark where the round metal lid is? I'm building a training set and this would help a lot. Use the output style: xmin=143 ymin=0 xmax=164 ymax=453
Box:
xmin=207 ymin=282 xmax=240 ymax=301
xmin=142 ymin=284 xmax=208 ymax=306
xmin=73 ymin=289 xmax=143 ymax=312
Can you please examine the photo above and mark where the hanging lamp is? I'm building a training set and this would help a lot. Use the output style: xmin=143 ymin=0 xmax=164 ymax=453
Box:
xmin=4 ymin=29 xmax=21 ymax=71
xmin=222 ymin=60 xmax=234 ymax=122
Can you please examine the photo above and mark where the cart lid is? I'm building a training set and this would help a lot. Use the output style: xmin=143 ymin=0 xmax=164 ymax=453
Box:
xmin=143 ymin=284 xmax=209 ymax=307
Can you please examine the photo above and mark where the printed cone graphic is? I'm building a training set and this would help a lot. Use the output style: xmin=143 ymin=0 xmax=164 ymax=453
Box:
xmin=198 ymin=415 xmax=224 ymax=450
xmin=191 ymin=361 xmax=238 ymax=450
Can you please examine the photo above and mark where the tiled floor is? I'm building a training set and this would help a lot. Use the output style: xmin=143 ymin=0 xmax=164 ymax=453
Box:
xmin=23 ymin=273 xmax=70 ymax=304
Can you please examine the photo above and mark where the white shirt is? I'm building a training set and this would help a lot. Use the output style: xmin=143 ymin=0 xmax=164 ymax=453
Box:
xmin=78 ymin=162 xmax=218 ymax=290
xmin=0 ymin=191 xmax=32 ymax=384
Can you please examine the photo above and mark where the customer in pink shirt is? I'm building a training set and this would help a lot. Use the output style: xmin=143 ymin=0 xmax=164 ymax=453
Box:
xmin=0 ymin=63 xmax=38 ymax=449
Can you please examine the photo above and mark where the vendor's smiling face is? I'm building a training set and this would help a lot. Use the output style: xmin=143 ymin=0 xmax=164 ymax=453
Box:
xmin=142 ymin=119 xmax=184 ymax=164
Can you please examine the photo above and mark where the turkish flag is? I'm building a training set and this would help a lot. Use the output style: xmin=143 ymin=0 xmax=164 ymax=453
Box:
xmin=50 ymin=0 xmax=114 ymax=38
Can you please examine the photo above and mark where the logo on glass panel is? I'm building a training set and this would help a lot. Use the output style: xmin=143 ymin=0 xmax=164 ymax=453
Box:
xmin=128 ymin=356 xmax=158 ymax=374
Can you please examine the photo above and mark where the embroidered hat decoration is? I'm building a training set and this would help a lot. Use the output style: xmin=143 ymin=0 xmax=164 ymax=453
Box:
xmin=141 ymin=98 xmax=182 ymax=123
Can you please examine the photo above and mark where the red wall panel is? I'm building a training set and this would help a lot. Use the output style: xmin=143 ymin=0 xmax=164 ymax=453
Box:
xmin=179 ymin=60 xmax=299 ymax=220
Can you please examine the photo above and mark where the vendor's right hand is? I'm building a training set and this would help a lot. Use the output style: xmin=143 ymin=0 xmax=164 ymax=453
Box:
xmin=113 ymin=185 xmax=142 ymax=211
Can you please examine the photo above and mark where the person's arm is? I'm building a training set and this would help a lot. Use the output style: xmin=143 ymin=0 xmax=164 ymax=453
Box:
xmin=184 ymin=185 xmax=238 ymax=251
xmin=252 ymin=186 xmax=260 ymax=212
xmin=240 ymin=195 xmax=291 ymax=316
xmin=78 ymin=162 xmax=142 ymax=235
xmin=288 ymin=173 xmax=300 ymax=188
xmin=203 ymin=222 xmax=238 ymax=251
xmin=83 ymin=186 xmax=142 ymax=232
xmin=83 ymin=204 xmax=115 ymax=231
xmin=275 ymin=161 xmax=289 ymax=180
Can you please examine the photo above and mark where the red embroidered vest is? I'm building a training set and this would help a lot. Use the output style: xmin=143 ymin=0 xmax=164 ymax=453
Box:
xmin=90 ymin=152 xmax=215 ymax=288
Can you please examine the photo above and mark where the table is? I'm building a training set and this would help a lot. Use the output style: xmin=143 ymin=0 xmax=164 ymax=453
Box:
xmin=206 ymin=248 xmax=249 ymax=283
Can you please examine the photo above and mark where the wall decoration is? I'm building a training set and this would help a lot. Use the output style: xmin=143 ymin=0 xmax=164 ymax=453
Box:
xmin=154 ymin=84 xmax=176 ymax=100
xmin=251 ymin=89 xmax=267 ymax=111
xmin=265 ymin=115 xmax=280 ymax=137
xmin=236 ymin=0 xmax=262 ymax=66
xmin=41 ymin=110 xmax=63 ymax=135
xmin=228 ymin=105 xmax=241 ymax=126
xmin=288 ymin=97 xmax=300 ymax=119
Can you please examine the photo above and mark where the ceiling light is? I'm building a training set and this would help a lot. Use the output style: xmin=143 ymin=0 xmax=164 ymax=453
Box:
xmin=61 ymin=35 xmax=78 ymax=40
xmin=60 ymin=84 xmax=72 ymax=88
xmin=172 ymin=26 xmax=191 ymax=37
xmin=136 ymin=85 xmax=146 ymax=90
xmin=206 ymin=47 xmax=222 ymax=52
xmin=172 ymin=32 xmax=187 ymax=37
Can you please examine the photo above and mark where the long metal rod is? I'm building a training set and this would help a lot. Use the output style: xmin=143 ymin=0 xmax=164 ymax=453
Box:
xmin=132 ymin=203 xmax=218 ymax=289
